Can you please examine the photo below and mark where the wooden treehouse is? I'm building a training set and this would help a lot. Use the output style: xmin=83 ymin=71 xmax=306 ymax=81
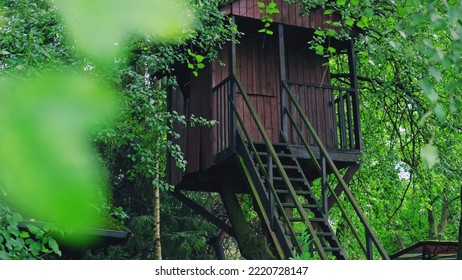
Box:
xmin=168 ymin=0 xmax=389 ymax=260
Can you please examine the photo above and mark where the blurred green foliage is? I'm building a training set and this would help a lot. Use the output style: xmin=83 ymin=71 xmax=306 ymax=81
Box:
xmin=53 ymin=0 xmax=194 ymax=61
xmin=0 ymin=72 xmax=117 ymax=236
xmin=0 ymin=0 xmax=196 ymax=250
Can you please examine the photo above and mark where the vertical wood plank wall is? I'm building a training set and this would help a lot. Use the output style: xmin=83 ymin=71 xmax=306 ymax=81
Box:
xmin=167 ymin=88 xmax=186 ymax=186
xmin=212 ymin=34 xmax=281 ymax=144
xmin=285 ymin=38 xmax=335 ymax=149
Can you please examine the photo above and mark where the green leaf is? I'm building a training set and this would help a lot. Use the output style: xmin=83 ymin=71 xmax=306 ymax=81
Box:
xmin=257 ymin=2 xmax=265 ymax=8
xmin=19 ymin=231 xmax=30 ymax=239
xmin=314 ymin=45 xmax=324 ymax=55
xmin=397 ymin=7 xmax=407 ymax=17
xmin=197 ymin=63 xmax=205 ymax=69
xmin=265 ymin=30 xmax=274 ymax=35
xmin=337 ymin=0 xmax=346 ymax=5
xmin=29 ymin=242 xmax=41 ymax=256
xmin=27 ymin=224 xmax=42 ymax=236
xmin=326 ymin=29 xmax=336 ymax=36
xmin=48 ymin=238 xmax=61 ymax=256
xmin=420 ymin=78 xmax=438 ymax=102
xmin=0 ymin=251 xmax=9 ymax=260
xmin=52 ymin=0 xmax=195 ymax=60
xmin=411 ymin=12 xmax=426 ymax=25
xmin=421 ymin=144 xmax=438 ymax=169
xmin=258 ymin=28 xmax=266 ymax=33
xmin=195 ymin=55 xmax=204 ymax=63
xmin=187 ymin=63 xmax=194 ymax=69
xmin=328 ymin=47 xmax=336 ymax=54
xmin=314 ymin=30 xmax=325 ymax=36
xmin=0 ymin=72 xmax=118 ymax=242
xmin=433 ymin=103 xmax=445 ymax=123
xmin=324 ymin=9 xmax=335 ymax=15
xmin=429 ymin=67 xmax=441 ymax=82
xmin=345 ymin=18 xmax=355 ymax=27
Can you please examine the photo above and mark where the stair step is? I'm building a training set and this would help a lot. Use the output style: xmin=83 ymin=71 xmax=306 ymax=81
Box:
xmin=262 ymin=164 xmax=299 ymax=170
xmin=281 ymin=202 xmax=319 ymax=209
xmin=275 ymin=189 xmax=311 ymax=195
xmin=316 ymin=232 xmax=334 ymax=237
xmin=293 ymin=231 xmax=334 ymax=237
xmin=279 ymin=216 xmax=326 ymax=223
xmin=274 ymin=177 xmax=305 ymax=182
xmin=256 ymin=152 xmax=293 ymax=159
xmin=310 ymin=217 xmax=327 ymax=223
xmin=323 ymin=247 xmax=342 ymax=252
xmin=252 ymin=142 xmax=287 ymax=150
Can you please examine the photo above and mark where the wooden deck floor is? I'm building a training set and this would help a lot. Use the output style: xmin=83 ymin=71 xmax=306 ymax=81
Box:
xmin=176 ymin=145 xmax=361 ymax=193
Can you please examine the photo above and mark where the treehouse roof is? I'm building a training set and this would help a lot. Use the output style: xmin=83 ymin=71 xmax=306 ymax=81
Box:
xmin=221 ymin=0 xmax=341 ymax=30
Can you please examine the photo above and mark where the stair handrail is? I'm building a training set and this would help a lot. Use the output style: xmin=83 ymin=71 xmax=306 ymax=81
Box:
xmin=231 ymin=104 xmax=301 ymax=257
xmin=282 ymin=80 xmax=389 ymax=260
xmin=228 ymin=72 xmax=329 ymax=259
xmin=283 ymin=110 xmax=368 ymax=256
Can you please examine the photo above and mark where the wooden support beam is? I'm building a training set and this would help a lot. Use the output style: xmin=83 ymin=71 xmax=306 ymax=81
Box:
xmin=327 ymin=163 xmax=360 ymax=210
xmin=278 ymin=24 xmax=288 ymax=138
xmin=220 ymin=186 xmax=276 ymax=260
xmin=347 ymin=39 xmax=363 ymax=150
xmin=228 ymin=16 xmax=237 ymax=153
xmin=171 ymin=190 xmax=236 ymax=238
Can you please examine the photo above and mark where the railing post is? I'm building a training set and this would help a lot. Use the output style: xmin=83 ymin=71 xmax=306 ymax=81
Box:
xmin=347 ymin=39 xmax=362 ymax=150
xmin=228 ymin=16 xmax=237 ymax=153
xmin=321 ymin=156 xmax=328 ymax=216
xmin=365 ymin=229 xmax=373 ymax=260
xmin=267 ymin=154 xmax=274 ymax=229
xmin=278 ymin=24 xmax=288 ymax=139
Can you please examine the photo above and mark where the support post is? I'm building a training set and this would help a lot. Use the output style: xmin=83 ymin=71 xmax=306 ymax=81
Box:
xmin=229 ymin=16 xmax=237 ymax=153
xmin=365 ymin=230 xmax=373 ymax=260
xmin=278 ymin=24 xmax=288 ymax=139
xmin=267 ymin=154 xmax=274 ymax=229
xmin=321 ymin=156 xmax=328 ymax=215
xmin=327 ymin=163 xmax=360 ymax=210
xmin=347 ymin=39 xmax=362 ymax=150
xmin=171 ymin=190 xmax=236 ymax=237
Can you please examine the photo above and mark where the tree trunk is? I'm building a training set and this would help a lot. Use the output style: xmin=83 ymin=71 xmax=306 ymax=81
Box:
xmin=153 ymin=80 xmax=162 ymax=260
xmin=394 ymin=233 xmax=406 ymax=250
xmin=437 ymin=197 xmax=450 ymax=240
xmin=220 ymin=187 xmax=276 ymax=260
xmin=209 ymin=234 xmax=226 ymax=260
xmin=427 ymin=208 xmax=437 ymax=240
xmin=153 ymin=182 xmax=162 ymax=260
xmin=457 ymin=186 xmax=462 ymax=260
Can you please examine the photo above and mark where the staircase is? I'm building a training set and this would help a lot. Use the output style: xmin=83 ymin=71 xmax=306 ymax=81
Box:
xmin=237 ymin=136 xmax=345 ymax=259
xmin=222 ymin=72 xmax=389 ymax=260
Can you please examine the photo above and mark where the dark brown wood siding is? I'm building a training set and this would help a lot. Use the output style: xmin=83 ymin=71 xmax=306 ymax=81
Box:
xmin=225 ymin=0 xmax=341 ymax=30
xmin=285 ymin=37 xmax=335 ymax=149
xmin=186 ymin=65 xmax=213 ymax=173
xmin=167 ymin=88 xmax=186 ymax=186
xmin=212 ymin=33 xmax=281 ymax=144
xmin=171 ymin=16 xmax=339 ymax=185
xmin=168 ymin=65 xmax=214 ymax=184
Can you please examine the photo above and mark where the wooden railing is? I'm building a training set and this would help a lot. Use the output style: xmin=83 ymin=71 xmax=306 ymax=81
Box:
xmin=214 ymin=73 xmax=334 ymax=259
xmin=282 ymin=80 xmax=389 ymax=259
xmin=212 ymin=77 xmax=233 ymax=158
xmin=285 ymin=81 xmax=361 ymax=150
